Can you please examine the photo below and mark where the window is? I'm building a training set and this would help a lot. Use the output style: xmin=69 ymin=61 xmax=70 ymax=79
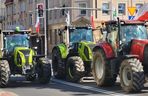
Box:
xmin=136 ymin=4 xmax=143 ymax=13
xmin=102 ymin=3 xmax=109 ymax=15
xmin=55 ymin=29 xmax=57 ymax=44
xmin=29 ymin=0 xmax=33 ymax=4
xmin=118 ymin=3 xmax=126 ymax=15
xmin=54 ymin=10 xmax=57 ymax=19
xmin=49 ymin=30 xmax=52 ymax=44
xmin=29 ymin=14 xmax=32 ymax=26
xmin=13 ymin=4 xmax=16 ymax=14
xmin=20 ymin=1 xmax=26 ymax=12
xmin=49 ymin=10 xmax=52 ymax=20
xmin=79 ymin=3 xmax=87 ymax=15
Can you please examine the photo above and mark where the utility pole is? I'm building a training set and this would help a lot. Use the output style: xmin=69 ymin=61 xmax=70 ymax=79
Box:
xmin=45 ymin=0 xmax=48 ymax=57
xmin=44 ymin=0 xmax=47 ymax=57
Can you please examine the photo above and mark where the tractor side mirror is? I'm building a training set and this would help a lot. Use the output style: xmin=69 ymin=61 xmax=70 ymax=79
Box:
xmin=1 ymin=48 xmax=7 ymax=52
xmin=33 ymin=46 xmax=38 ymax=50
xmin=100 ymin=28 xmax=107 ymax=35
xmin=0 ymin=48 xmax=3 ymax=51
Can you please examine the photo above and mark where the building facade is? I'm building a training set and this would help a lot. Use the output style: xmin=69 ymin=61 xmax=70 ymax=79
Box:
xmin=1 ymin=0 xmax=148 ymax=54
xmin=0 ymin=0 xmax=6 ymax=50
xmin=47 ymin=0 xmax=148 ymax=53
xmin=3 ymin=0 xmax=44 ymax=32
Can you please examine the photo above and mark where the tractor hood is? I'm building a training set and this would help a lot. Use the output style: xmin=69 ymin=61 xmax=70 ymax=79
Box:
xmin=14 ymin=47 xmax=34 ymax=67
xmin=80 ymin=41 xmax=96 ymax=50
xmin=130 ymin=39 xmax=148 ymax=61
xmin=78 ymin=41 xmax=95 ymax=61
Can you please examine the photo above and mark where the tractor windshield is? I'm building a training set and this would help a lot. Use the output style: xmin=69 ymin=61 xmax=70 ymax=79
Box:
xmin=4 ymin=34 xmax=29 ymax=52
xmin=121 ymin=25 xmax=148 ymax=43
xmin=69 ymin=28 xmax=93 ymax=43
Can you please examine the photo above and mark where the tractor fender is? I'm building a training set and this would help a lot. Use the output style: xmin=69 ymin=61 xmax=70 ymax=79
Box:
xmin=52 ymin=43 xmax=68 ymax=59
xmin=93 ymin=42 xmax=115 ymax=59
xmin=130 ymin=39 xmax=148 ymax=61
xmin=123 ymin=55 xmax=139 ymax=59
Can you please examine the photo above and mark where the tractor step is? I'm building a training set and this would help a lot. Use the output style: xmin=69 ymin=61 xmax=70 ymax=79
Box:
xmin=80 ymin=76 xmax=94 ymax=83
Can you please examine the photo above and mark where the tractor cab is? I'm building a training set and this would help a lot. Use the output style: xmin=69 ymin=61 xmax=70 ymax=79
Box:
xmin=101 ymin=20 xmax=148 ymax=55
xmin=69 ymin=26 xmax=93 ymax=43
xmin=1 ymin=30 xmax=30 ymax=55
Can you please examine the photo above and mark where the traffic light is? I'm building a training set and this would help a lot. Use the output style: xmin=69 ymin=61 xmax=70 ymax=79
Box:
xmin=37 ymin=4 xmax=44 ymax=17
xmin=61 ymin=4 xmax=66 ymax=15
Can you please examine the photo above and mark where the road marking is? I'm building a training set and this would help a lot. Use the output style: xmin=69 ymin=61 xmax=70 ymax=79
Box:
xmin=52 ymin=78 xmax=133 ymax=96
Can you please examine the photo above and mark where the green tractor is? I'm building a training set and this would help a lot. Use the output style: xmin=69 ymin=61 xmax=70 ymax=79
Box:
xmin=0 ymin=29 xmax=51 ymax=87
xmin=52 ymin=26 xmax=95 ymax=82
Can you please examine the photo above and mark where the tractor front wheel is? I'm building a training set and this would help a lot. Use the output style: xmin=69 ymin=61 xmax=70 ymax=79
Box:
xmin=92 ymin=49 xmax=117 ymax=86
xmin=66 ymin=56 xmax=85 ymax=82
xmin=0 ymin=60 xmax=10 ymax=87
xmin=37 ymin=58 xmax=51 ymax=84
xmin=52 ymin=49 xmax=65 ymax=79
xmin=119 ymin=58 xmax=144 ymax=93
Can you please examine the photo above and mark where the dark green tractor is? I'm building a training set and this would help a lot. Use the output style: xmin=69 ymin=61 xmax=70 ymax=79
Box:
xmin=0 ymin=29 xmax=51 ymax=87
xmin=52 ymin=26 xmax=95 ymax=82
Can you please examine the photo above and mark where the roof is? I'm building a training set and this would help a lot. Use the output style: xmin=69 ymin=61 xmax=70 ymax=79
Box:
xmin=120 ymin=20 xmax=145 ymax=25
xmin=103 ymin=20 xmax=145 ymax=25
xmin=1 ymin=30 xmax=31 ymax=35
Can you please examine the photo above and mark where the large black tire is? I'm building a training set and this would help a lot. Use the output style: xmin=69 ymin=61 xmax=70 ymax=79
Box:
xmin=66 ymin=56 xmax=85 ymax=82
xmin=52 ymin=48 xmax=65 ymax=79
xmin=37 ymin=58 xmax=51 ymax=84
xmin=119 ymin=58 xmax=145 ymax=93
xmin=92 ymin=49 xmax=117 ymax=86
xmin=0 ymin=60 xmax=10 ymax=87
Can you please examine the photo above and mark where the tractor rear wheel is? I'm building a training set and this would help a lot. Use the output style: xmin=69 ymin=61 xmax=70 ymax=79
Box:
xmin=66 ymin=56 xmax=85 ymax=82
xmin=119 ymin=58 xmax=144 ymax=93
xmin=92 ymin=49 xmax=117 ymax=86
xmin=52 ymin=49 xmax=65 ymax=79
xmin=0 ymin=60 xmax=10 ymax=87
xmin=37 ymin=58 xmax=51 ymax=84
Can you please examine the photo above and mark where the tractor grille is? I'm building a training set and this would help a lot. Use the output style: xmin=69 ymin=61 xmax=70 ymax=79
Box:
xmin=84 ymin=44 xmax=95 ymax=60
xmin=19 ymin=49 xmax=30 ymax=65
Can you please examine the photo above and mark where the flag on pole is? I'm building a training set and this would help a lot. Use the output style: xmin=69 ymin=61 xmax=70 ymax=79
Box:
xmin=134 ymin=4 xmax=148 ymax=21
xmin=35 ymin=16 xmax=40 ymax=33
xmin=90 ymin=15 xmax=95 ymax=29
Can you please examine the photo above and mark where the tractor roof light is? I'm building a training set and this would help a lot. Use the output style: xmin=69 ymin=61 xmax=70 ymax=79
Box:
xmin=15 ymin=27 xmax=20 ymax=32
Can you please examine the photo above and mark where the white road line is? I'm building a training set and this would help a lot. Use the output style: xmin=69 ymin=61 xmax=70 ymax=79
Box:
xmin=52 ymin=78 xmax=133 ymax=96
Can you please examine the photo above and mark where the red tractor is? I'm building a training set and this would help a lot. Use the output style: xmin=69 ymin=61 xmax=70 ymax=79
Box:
xmin=92 ymin=18 xmax=148 ymax=92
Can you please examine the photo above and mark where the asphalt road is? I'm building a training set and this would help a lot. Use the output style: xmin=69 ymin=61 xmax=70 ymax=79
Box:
xmin=0 ymin=76 xmax=148 ymax=96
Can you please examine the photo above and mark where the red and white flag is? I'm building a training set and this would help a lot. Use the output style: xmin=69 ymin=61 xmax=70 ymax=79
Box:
xmin=35 ymin=17 xmax=40 ymax=33
xmin=90 ymin=15 xmax=95 ymax=29
xmin=134 ymin=3 xmax=148 ymax=21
